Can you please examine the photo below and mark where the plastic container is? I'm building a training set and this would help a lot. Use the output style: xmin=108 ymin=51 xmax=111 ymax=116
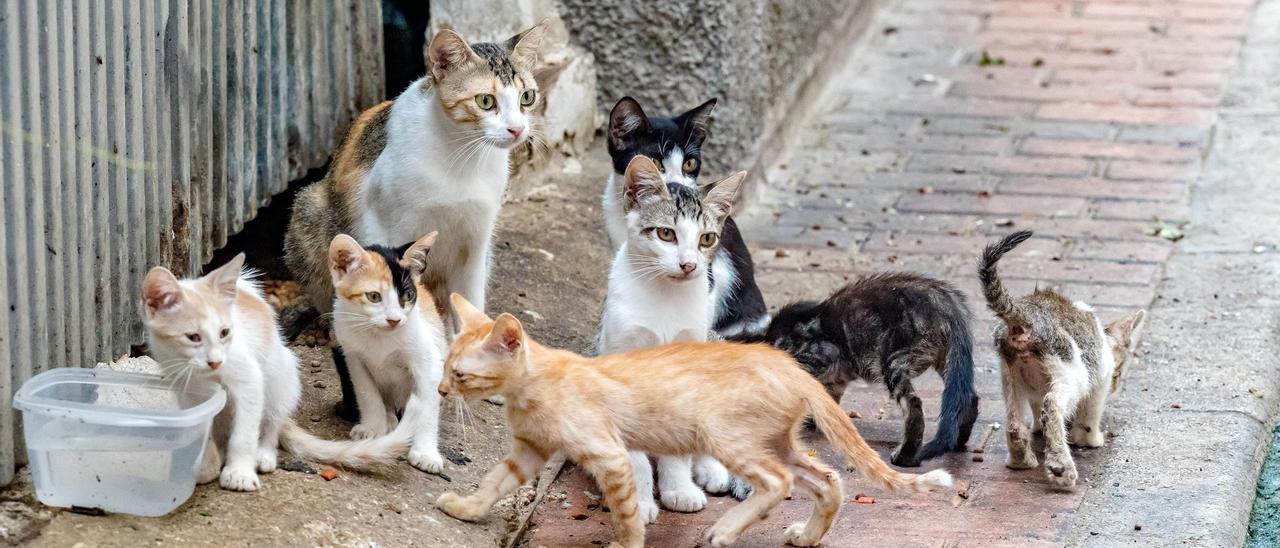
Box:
xmin=13 ymin=368 xmax=226 ymax=516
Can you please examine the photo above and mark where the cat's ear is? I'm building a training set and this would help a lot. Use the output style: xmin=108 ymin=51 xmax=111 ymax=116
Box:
xmin=429 ymin=29 xmax=477 ymax=81
xmin=622 ymin=156 xmax=668 ymax=211
xmin=702 ymin=170 xmax=746 ymax=221
xmin=506 ymin=21 xmax=546 ymax=68
xmin=485 ymin=313 xmax=524 ymax=355
xmin=204 ymin=253 xmax=243 ymax=303
xmin=142 ymin=266 xmax=183 ymax=313
xmin=451 ymin=293 xmax=491 ymax=331
xmin=609 ymin=97 xmax=649 ymax=150
xmin=1106 ymin=309 xmax=1147 ymax=352
xmin=328 ymin=234 xmax=366 ymax=282
xmin=400 ymin=231 xmax=438 ymax=275
xmin=677 ymin=98 xmax=717 ymax=145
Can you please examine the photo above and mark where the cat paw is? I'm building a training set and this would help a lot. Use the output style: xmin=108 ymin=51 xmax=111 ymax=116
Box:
xmin=730 ymin=477 xmax=754 ymax=501
xmin=1044 ymin=451 xmax=1078 ymax=488
xmin=890 ymin=447 xmax=922 ymax=468
xmin=1069 ymin=425 xmax=1105 ymax=448
xmin=706 ymin=523 xmax=740 ymax=548
xmin=692 ymin=459 xmax=733 ymax=494
xmin=1005 ymin=453 xmax=1039 ymax=470
xmin=638 ymin=497 xmax=660 ymax=524
xmin=784 ymin=522 xmax=821 ymax=547
xmin=256 ymin=448 xmax=278 ymax=474
xmin=660 ymin=485 xmax=707 ymax=513
xmin=350 ymin=422 xmax=386 ymax=440
xmin=219 ymin=466 xmax=260 ymax=492
xmin=436 ymin=491 xmax=485 ymax=522
xmin=409 ymin=448 xmax=445 ymax=474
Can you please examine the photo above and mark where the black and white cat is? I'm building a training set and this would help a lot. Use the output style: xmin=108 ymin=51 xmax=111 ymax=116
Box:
xmin=603 ymin=97 xmax=769 ymax=338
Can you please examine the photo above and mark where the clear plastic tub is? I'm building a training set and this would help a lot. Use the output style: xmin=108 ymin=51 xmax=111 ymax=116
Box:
xmin=13 ymin=368 xmax=226 ymax=516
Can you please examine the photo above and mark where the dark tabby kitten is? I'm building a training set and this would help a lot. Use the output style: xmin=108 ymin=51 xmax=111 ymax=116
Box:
xmin=603 ymin=97 xmax=769 ymax=337
xmin=736 ymin=273 xmax=979 ymax=467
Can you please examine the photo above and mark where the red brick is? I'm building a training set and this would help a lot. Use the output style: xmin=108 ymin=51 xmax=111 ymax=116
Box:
xmin=907 ymin=153 xmax=1094 ymax=177
xmin=1130 ymin=88 xmax=1219 ymax=108
xmin=862 ymin=172 xmax=994 ymax=193
xmin=1019 ymin=138 xmax=1201 ymax=162
xmin=997 ymin=257 xmax=1160 ymax=286
xmin=986 ymin=15 xmax=1154 ymax=35
xmin=925 ymin=117 xmax=1114 ymax=140
xmin=1066 ymin=36 xmax=1241 ymax=57
xmin=1080 ymin=4 xmax=1251 ymax=22
xmin=950 ymin=81 xmax=1131 ymax=104
xmin=820 ymin=134 xmax=1009 ymax=155
xmin=1068 ymin=239 xmax=1174 ymax=264
xmin=996 ymin=49 xmax=1142 ymax=69
xmin=999 ymin=177 xmax=1185 ymax=201
xmin=1108 ymin=160 xmax=1200 ymax=181
xmin=1093 ymin=200 xmax=1191 ymax=222
xmin=844 ymin=96 xmax=1039 ymax=119
xmin=1117 ymin=125 xmax=1210 ymax=145
xmin=895 ymin=192 xmax=1087 ymax=216
xmin=1168 ymin=21 xmax=1250 ymax=39
xmin=862 ymin=232 xmax=1062 ymax=256
xmin=1036 ymin=102 xmax=1213 ymax=126
xmin=1053 ymin=68 xmax=1225 ymax=89
xmin=1145 ymin=52 xmax=1240 ymax=74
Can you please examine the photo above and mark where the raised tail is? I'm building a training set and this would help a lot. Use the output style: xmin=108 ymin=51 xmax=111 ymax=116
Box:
xmin=280 ymin=393 xmax=423 ymax=470
xmin=979 ymin=230 xmax=1033 ymax=323
xmin=807 ymin=387 xmax=952 ymax=493
xmin=916 ymin=308 xmax=979 ymax=461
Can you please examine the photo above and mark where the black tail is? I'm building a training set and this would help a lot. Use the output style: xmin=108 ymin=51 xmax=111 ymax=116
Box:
xmin=917 ymin=299 xmax=979 ymax=460
xmin=979 ymin=230 xmax=1033 ymax=323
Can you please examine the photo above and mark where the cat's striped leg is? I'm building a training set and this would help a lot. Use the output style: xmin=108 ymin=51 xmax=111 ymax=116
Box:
xmin=1040 ymin=389 xmax=1080 ymax=488
xmin=1001 ymin=362 xmax=1038 ymax=470
xmin=437 ymin=438 xmax=546 ymax=522
xmin=579 ymin=450 xmax=645 ymax=548
xmin=628 ymin=451 xmax=659 ymax=524
xmin=783 ymin=453 xmax=843 ymax=547
xmin=707 ymin=457 xmax=793 ymax=548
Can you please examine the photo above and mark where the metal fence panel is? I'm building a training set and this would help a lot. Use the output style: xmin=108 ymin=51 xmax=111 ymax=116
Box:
xmin=0 ymin=0 xmax=384 ymax=485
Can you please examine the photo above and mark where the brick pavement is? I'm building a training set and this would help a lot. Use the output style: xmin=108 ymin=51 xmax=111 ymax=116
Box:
xmin=525 ymin=1 xmax=1257 ymax=545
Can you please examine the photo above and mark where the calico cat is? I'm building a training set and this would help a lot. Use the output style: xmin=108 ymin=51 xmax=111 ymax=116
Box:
xmin=435 ymin=294 xmax=952 ymax=548
xmin=740 ymin=273 xmax=980 ymax=467
xmin=284 ymin=24 xmax=545 ymax=421
xmin=980 ymin=230 xmax=1145 ymax=489
xmin=604 ymin=97 xmax=769 ymax=338
xmin=597 ymin=156 xmax=746 ymax=518
xmin=328 ymin=232 xmax=449 ymax=474
xmin=142 ymin=254 xmax=417 ymax=492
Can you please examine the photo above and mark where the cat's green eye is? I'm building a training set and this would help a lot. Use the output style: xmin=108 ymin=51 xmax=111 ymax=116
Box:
xmin=683 ymin=158 xmax=699 ymax=173
xmin=655 ymin=228 xmax=676 ymax=242
xmin=699 ymin=233 xmax=719 ymax=248
xmin=365 ymin=291 xmax=382 ymax=303
xmin=186 ymin=333 xmax=201 ymax=343
xmin=520 ymin=89 xmax=536 ymax=107
xmin=475 ymin=94 xmax=496 ymax=110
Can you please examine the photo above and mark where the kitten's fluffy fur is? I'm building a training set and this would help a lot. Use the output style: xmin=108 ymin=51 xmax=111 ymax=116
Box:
xmin=435 ymin=294 xmax=952 ymax=548
xmin=597 ymin=157 xmax=746 ymax=518
xmin=329 ymin=232 xmax=449 ymax=473
xmin=284 ymin=24 xmax=545 ymax=419
xmin=603 ymin=97 xmax=769 ymax=337
xmin=142 ymin=254 xmax=413 ymax=492
xmin=743 ymin=273 xmax=979 ymax=467
xmin=980 ymin=231 xmax=1145 ymax=489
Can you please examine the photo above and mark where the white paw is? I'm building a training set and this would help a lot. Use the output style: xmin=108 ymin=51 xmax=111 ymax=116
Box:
xmin=256 ymin=448 xmax=278 ymax=474
xmin=784 ymin=522 xmax=820 ymax=547
xmin=660 ymin=484 xmax=706 ymax=513
xmin=692 ymin=459 xmax=733 ymax=494
xmin=409 ymin=448 xmax=445 ymax=474
xmin=1069 ymin=425 xmax=1105 ymax=448
xmin=1044 ymin=451 xmax=1078 ymax=488
xmin=219 ymin=466 xmax=260 ymax=492
xmin=638 ymin=497 xmax=660 ymax=524
xmin=1005 ymin=453 xmax=1039 ymax=470
xmin=350 ymin=422 xmax=386 ymax=440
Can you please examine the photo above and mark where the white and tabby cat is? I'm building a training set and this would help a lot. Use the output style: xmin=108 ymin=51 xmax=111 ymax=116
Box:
xmin=597 ymin=156 xmax=745 ymax=520
xmin=142 ymin=254 xmax=416 ymax=492
xmin=328 ymin=232 xmax=449 ymax=474
xmin=285 ymin=24 xmax=545 ymax=420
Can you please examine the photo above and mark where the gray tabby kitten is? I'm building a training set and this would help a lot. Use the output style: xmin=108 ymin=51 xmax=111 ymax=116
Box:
xmin=980 ymin=230 xmax=1145 ymax=489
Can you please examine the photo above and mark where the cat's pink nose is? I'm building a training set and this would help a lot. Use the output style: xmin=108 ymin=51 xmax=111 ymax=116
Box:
xmin=680 ymin=263 xmax=696 ymax=274
xmin=207 ymin=360 xmax=222 ymax=370
xmin=507 ymin=127 xmax=523 ymax=139
xmin=387 ymin=319 xmax=400 ymax=328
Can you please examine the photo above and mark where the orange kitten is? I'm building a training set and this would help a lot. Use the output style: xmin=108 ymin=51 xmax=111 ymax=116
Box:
xmin=434 ymin=295 xmax=952 ymax=548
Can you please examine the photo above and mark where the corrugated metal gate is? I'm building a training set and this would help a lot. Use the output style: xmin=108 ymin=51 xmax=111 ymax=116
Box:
xmin=0 ymin=0 xmax=385 ymax=485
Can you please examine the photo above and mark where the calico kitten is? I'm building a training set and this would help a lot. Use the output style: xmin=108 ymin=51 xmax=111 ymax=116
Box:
xmin=980 ymin=231 xmax=1145 ymax=489
xmin=604 ymin=97 xmax=769 ymax=338
xmin=285 ymin=24 xmax=545 ymax=421
xmin=142 ymin=254 xmax=416 ymax=492
xmin=328 ymin=232 xmax=449 ymax=473
xmin=597 ymin=156 xmax=745 ymax=518
xmin=741 ymin=273 xmax=979 ymax=467
xmin=435 ymin=294 xmax=952 ymax=548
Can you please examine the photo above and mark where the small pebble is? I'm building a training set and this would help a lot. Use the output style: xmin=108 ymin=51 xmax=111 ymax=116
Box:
xmin=320 ymin=467 xmax=339 ymax=481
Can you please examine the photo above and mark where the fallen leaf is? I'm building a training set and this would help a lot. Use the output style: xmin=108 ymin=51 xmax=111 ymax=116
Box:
xmin=978 ymin=50 xmax=1006 ymax=67
xmin=807 ymin=449 xmax=818 ymax=457
xmin=1150 ymin=217 xmax=1187 ymax=241
xmin=571 ymin=512 xmax=589 ymax=521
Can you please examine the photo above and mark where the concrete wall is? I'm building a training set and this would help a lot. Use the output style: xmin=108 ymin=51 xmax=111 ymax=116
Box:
xmin=556 ymin=0 xmax=867 ymax=178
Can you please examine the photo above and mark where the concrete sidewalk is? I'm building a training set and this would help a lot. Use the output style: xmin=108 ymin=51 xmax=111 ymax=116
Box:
xmin=526 ymin=0 xmax=1280 ymax=546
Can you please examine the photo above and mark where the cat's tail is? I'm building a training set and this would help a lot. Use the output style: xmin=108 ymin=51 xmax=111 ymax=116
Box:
xmin=915 ymin=306 xmax=979 ymax=461
xmin=280 ymin=393 xmax=422 ymax=470
xmin=807 ymin=386 xmax=953 ymax=494
xmin=979 ymin=230 xmax=1034 ymax=324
